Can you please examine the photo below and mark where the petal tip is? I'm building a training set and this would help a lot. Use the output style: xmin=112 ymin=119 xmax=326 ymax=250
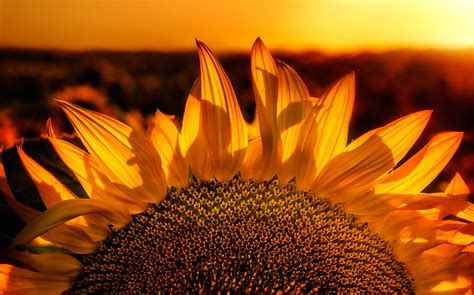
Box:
xmin=339 ymin=71 xmax=355 ymax=85
xmin=416 ymin=109 xmax=433 ymax=122
xmin=54 ymin=98 xmax=66 ymax=105
xmin=253 ymin=37 xmax=265 ymax=47
xmin=195 ymin=39 xmax=206 ymax=51
xmin=46 ymin=118 xmax=55 ymax=138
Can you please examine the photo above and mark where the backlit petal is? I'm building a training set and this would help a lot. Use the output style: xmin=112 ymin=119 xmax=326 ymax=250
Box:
xmin=241 ymin=38 xmax=281 ymax=180
xmin=180 ymin=78 xmax=212 ymax=180
xmin=313 ymin=72 xmax=355 ymax=172
xmin=276 ymin=61 xmax=312 ymax=184
xmin=403 ymin=194 xmax=474 ymax=222
xmin=10 ymin=199 xmax=130 ymax=249
xmin=196 ymin=40 xmax=248 ymax=181
xmin=35 ymin=224 xmax=97 ymax=255
xmin=57 ymin=100 xmax=166 ymax=203
xmin=345 ymin=127 xmax=381 ymax=152
xmin=445 ymin=172 xmax=470 ymax=197
xmin=17 ymin=143 xmax=76 ymax=208
xmin=375 ymin=132 xmax=463 ymax=195
xmin=313 ymin=110 xmax=431 ymax=200
xmin=8 ymin=251 xmax=82 ymax=275
xmin=246 ymin=113 xmax=260 ymax=141
xmin=0 ymin=264 xmax=71 ymax=293
xmin=148 ymin=109 xmax=188 ymax=187
xmin=294 ymin=73 xmax=355 ymax=189
xmin=17 ymin=144 xmax=110 ymax=240
xmin=48 ymin=133 xmax=147 ymax=214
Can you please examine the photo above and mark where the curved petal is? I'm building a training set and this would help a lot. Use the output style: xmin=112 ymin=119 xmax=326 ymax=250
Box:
xmin=17 ymin=144 xmax=76 ymax=208
xmin=196 ymin=40 xmax=248 ymax=181
xmin=375 ymin=132 xmax=463 ymax=195
xmin=3 ymin=151 xmax=99 ymax=254
xmin=47 ymin=134 xmax=147 ymax=215
xmin=313 ymin=110 xmax=432 ymax=201
xmin=8 ymin=250 xmax=82 ymax=275
xmin=445 ymin=172 xmax=470 ymax=198
xmin=276 ymin=61 xmax=312 ymax=184
xmin=180 ymin=78 xmax=212 ymax=180
xmin=0 ymin=264 xmax=71 ymax=294
xmin=408 ymin=244 xmax=474 ymax=294
xmin=403 ymin=194 xmax=474 ymax=222
xmin=10 ymin=199 xmax=130 ymax=249
xmin=148 ymin=109 xmax=188 ymax=187
xmin=33 ymin=223 xmax=98 ymax=255
xmin=17 ymin=144 xmax=110 ymax=240
xmin=246 ymin=112 xmax=260 ymax=141
xmin=57 ymin=100 xmax=166 ymax=203
xmin=345 ymin=127 xmax=381 ymax=152
xmin=241 ymin=38 xmax=281 ymax=180
xmin=294 ymin=73 xmax=355 ymax=189
xmin=313 ymin=72 xmax=355 ymax=172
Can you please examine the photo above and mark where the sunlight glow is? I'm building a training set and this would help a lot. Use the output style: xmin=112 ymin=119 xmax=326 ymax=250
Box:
xmin=1 ymin=0 xmax=473 ymax=52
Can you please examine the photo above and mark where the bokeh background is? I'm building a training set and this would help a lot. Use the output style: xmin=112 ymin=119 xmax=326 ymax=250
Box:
xmin=1 ymin=0 xmax=473 ymax=193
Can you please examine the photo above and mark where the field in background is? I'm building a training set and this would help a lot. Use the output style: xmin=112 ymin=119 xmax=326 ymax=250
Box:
xmin=1 ymin=48 xmax=473 ymax=192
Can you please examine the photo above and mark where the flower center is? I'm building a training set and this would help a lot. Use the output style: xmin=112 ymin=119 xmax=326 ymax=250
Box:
xmin=65 ymin=175 xmax=414 ymax=294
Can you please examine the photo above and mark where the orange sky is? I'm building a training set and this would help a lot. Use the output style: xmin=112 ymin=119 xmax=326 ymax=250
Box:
xmin=1 ymin=0 xmax=473 ymax=53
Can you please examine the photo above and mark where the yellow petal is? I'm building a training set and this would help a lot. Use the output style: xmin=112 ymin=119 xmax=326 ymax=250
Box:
xmin=398 ymin=220 xmax=472 ymax=249
xmin=313 ymin=110 xmax=432 ymax=200
xmin=462 ymin=244 xmax=474 ymax=253
xmin=17 ymin=143 xmax=77 ymax=208
xmin=445 ymin=172 xmax=470 ymax=197
xmin=57 ymin=100 xmax=166 ymax=203
xmin=180 ymin=78 xmax=212 ymax=180
xmin=292 ymin=104 xmax=321 ymax=189
xmin=345 ymin=127 xmax=381 ymax=152
xmin=0 ymin=264 xmax=71 ymax=293
xmin=246 ymin=112 xmax=260 ymax=141
xmin=429 ymin=276 xmax=472 ymax=294
xmin=10 ymin=199 xmax=130 ymax=249
xmin=294 ymin=73 xmax=355 ymax=189
xmin=276 ymin=61 xmax=312 ymax=184
xmin=36 ymin=223 xmax=98 ymax=254
xmin=241 ymin=38 xmax=281 ymax=180
xmin=412 ymin=247 xmax=473 ymax=293
xmin=1 ymin=286 xmax=71 ymax=295
xmin=8 ymin=251 xmax=82 ymax=275
xmin=196 ymin=40 xmax=248 ymax=181
xmin=148 ymin=109 xmax=188 ymax=187
xmin=375 ymin=132 xmax=463 ymax=195
xmin=17 ymin=143 xmax=110 ymax=240
xmin=344 ymin=192 xmax=414 ymax=216
xmin=47 ymin=133 xmax=147 ymax=214
xmin=404 ymin=194 xmax=474 ymax=222
xmin=313 ymin=72 xmax=355 ymax=172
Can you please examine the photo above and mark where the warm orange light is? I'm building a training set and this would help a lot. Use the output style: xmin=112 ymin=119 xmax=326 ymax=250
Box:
xmin=1 ymin=0 xmax=473 ymax=52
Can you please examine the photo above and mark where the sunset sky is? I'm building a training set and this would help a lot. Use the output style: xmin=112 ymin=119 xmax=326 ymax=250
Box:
xmin=1 ymin=0 xmax=474 ymax=53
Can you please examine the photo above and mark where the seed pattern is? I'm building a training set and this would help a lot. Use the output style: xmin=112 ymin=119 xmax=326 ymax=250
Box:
xmin=65 ymin=175 xmax=414 ymax=294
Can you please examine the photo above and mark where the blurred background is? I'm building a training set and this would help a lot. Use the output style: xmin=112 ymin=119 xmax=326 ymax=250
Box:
xmin=1 ymin=0 xmax=473 ymax=193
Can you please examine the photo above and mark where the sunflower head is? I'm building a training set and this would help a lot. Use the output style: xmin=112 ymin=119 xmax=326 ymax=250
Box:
xmin=1 ymin=38 xmax=473 ymax=294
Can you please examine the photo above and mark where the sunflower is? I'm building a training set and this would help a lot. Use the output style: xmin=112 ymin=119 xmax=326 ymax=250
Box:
xmin=1 ymin=38 xmax=473 ymax=294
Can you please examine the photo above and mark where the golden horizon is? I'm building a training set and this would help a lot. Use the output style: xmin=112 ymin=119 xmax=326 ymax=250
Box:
xmin=1 ymin=0 xmax=473 ymax=53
